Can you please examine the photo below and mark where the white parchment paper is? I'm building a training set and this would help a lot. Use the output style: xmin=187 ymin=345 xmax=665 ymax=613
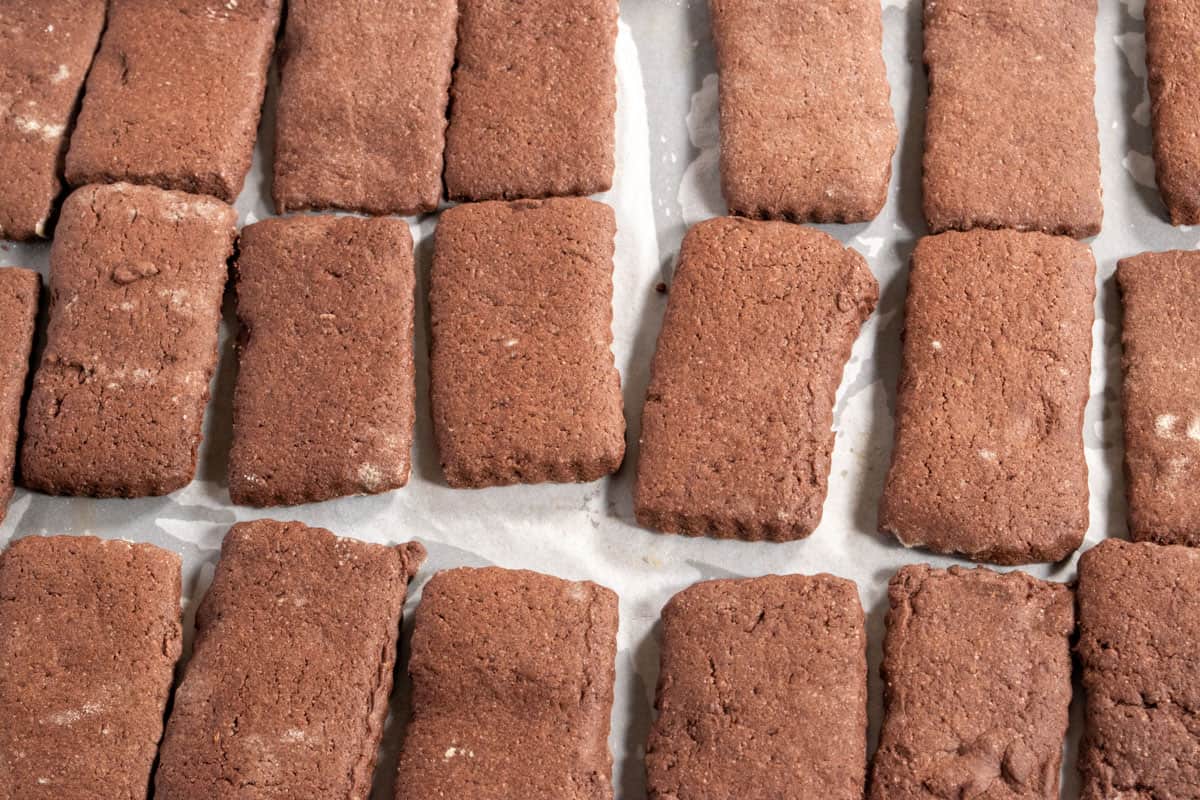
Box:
xmin=0 ymin=1 xmax=1187 ymax=797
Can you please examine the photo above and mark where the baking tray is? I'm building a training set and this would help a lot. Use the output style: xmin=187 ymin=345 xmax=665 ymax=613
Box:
xmin=0 ymin=0 xmax=1183 ymax=797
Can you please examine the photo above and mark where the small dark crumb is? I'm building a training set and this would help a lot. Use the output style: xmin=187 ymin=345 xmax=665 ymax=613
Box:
xmin=655 ymin=281 xmax=667 ymax=294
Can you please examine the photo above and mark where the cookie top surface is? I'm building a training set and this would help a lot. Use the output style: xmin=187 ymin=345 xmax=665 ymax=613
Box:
xmin=881 ymin=229 xmax=1095 ymax=564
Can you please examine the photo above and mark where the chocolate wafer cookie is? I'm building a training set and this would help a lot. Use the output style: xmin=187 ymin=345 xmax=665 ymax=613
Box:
xmin=395 ymin=567 xmax=618 ymax=800
xmin=272 ymin=0 xmax=457 ymax=215
xmin=635 ymin=218 xmax=877 ymax=541
xmin=870 ymin=565 xmax=1074 ymax=800
xmin=443 ymin=0 xmax=618 ymax=201
xmin=1146 ymin=0 xmax=1200 ymax=224
xmin=21 ymin=183 xmax=236 ymax=497
xmin=646 ymin=574 xmax=867 ymax=800
xmin=154 ymin=520 xmax=425 ymax=800
xmin=1118 ymin=250 xmax=1200 ymax=546
xmin=0 ymin=535 xmax=182 ymax=800
xmin=880 ymin=229 xmax=1095 ymax=564
xmin=0 ymin=268 xmax=39 ymax=523
xmin=0 ymin=0 xmax=106 ymax=241
xmin=228 ymin=216 xmax=416 ymax=507
xmin=65 ymin=0 xmax=282 ymax=203
xmin=922 ymin=0 xmax=1102 ymax=237
xmin=429 ymin=198 xmax=625 ymax=488
xmin=1077 ymin=539 xmax=1200 ymax=799
xmin=711 ymin=0 xmax=897 ymax=222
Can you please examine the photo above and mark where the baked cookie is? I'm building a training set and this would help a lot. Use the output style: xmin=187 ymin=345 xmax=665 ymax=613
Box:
xmin=880 ymin=229 xmax=1094 ymax=564
xmin=154 ymin=520 xmax=425 ymax=799
xmin=65 ymin=0 xmax=282 ymax=202
xmin=634 ymin=217 xmax=877 ymax=541
xmin=711 ymin=0 xmax=897 ymax=222
xmin=229 ymin=216 xmax=416 ymax=507
xmin=922 ymin=0 xmax=1102 ymax=237
xmin=0 ymin=535 xmax=182 ymax=800
xmin=395 ymin=566 xmax=618 ymax=800
xmin=1077 ymin=539 xmax=1200 ymax=799
xmin=429 ymin=198 xmax=625 ymax=488
xmin=272 ymin=0 xmax=457 ymax=215
xmin=21 ymin=183 xmax=235 ymax=497
xmin=646 ymin=574 xmax=867 ymax=800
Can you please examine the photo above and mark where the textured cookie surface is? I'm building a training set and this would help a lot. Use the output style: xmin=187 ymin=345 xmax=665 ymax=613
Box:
xmin=922 ymin=0 xmax=1102 ymax=237
xmin=0 ymin=0 xmax=106 ymax=240
xmin=0 ymin=535 xmax=182 ymax=800
xmin=154 ymin=519 xmax=425 ymax=800
xmin=443 ymin=0 xmax=618 ymax=201
xmin=429 ymin=198 xmax=624 ymax=488
xmin=395 ymin=567 xmax=618 ymax=800
xmin=65 ymin=0 xmax=282 ymax=202
xmin=1118 ymin=250 xmax=1200 ymax=545
xmin=869 ymin=565 xmax=1074 ymax=800
xmin=1146 ymin=0 xmax=1200 ymax=224
xmin=646 ymin=574 xmax=867 ymax=800
xmin=711 ymin=0 xmax=897 ymax=222
xmin=635 ymin=218 xmax=877 ymax=541
xmin=273 ymin=0 xmax=457 ymax=215
xmin=0 ymin=268 xmax=39 ymax=523
xmin=229 ymin=216 xmax=416 ymax=507
xmin=880 ymin=229 xmax=1094 ymax=564
xmin=1077 ymin=539 xmax=1200 ymax=800
xmin=21 ymin=183 xmax=235 ymax=497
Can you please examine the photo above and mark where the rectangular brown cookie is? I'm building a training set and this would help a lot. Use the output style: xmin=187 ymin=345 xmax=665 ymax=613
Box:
xmin=429 ymin=198 xmax=625 ymax=487
xmin=634 ymin=218 xmax=877 ymax=541
xmin=645 ymin=574 xmax=867 ymax=800
xmin=395 ymin=566 xmax=618 ymax=800
xmin=870 ymin=565 xmax=1074 ymax=800
xmin=1077 ymin=539 xmax=1200 ymax=799
xmin=711 ymin=0 xmax=897 ymax=222
xmin=0 ymin=535 xmax=182 ymax=800
xmin=443 ymin=0 xmax=618 ymax=201
xmin=64 ymin=0 xmax=282 ymax=203
xmin=272 ymin=0 xmax=457 ymax=215
xmin=0 ymin=268 xmax=39 ymax=523
xmin=1117 ymin=250 xmax=1200 ymax=545
xmin=1146 ymin=0 xmax=1200 ymax=224
xmin=20 ymin=183 xmax=236 ymax=497
xmin=228 ymin=216 xmax=416 ymax=506
xmin=154 ymin=520 xmax=426 ymax=799
xmin=0 ymin=1 xmax=106 ymax=241
xmin=879 ymin=229 xmax=1095 ymax=564
xmin=922 ymin=0 xmax=1102 ymax=237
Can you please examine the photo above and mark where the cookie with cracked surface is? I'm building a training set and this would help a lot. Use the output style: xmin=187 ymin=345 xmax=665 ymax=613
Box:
xmin=1077 ymin=539 xmax=1200 ymax=799
xmin=394 ymin=566 xmax=618 ymax=800
xmin=443 ymin=0 xmax=618 ymax=201
xmin=20 ymin=182 xmax=236 ymax=498
xmin=1118 ymin=250 xmax=1200 ymax=546
xmin=0 ymin=535 xmax=182 ymax=800
xmin=634 ymin=217 xmax=877 ymax=541
xmin=879 ymin=229 xmax=1094 ymax=564
xmin=0 ymin=268 xmax=39 ymax=523
xmin=645 ymin=574 xmax=867 ymax=800
xmin=0 ymin=0 xmax=106 ymax=241
xmin=272 ymin=0 xmax=457 ymax=215
xmin=153 ymin=519 xmax=426 ymax=800
xmin=869 ymin=565 xmax=1074 ymax=800
xmin=429 ymin=198 xmax=625 ymax=488
xmin=711 ymin=0 xmax=897 ymax=222
xmin=228 ymin=216 xmax=416 ymax=507
xmin=922 ymin=0 xmax=1102 ymax=237
xmin=65 ymin=0 xmax=282 ymax=202
xmin=1146 ymin=0 xmax=1200 ymax=225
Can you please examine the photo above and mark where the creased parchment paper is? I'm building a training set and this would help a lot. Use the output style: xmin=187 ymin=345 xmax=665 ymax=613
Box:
xmin=0 ymin=1 xmax=1186 ymax=797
